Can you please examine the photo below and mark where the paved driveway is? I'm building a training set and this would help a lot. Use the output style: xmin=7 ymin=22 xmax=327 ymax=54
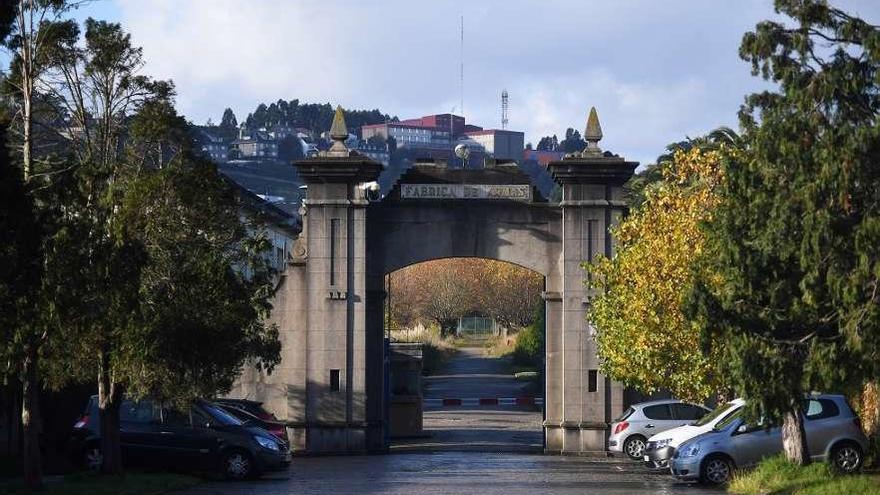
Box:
xmin=178 ymin=348 xmax=720 ymax=494
xmin=393 ymin=346 xmax=544 ymax=452
xmin=178 ymin=452 xmax=722 ymax=495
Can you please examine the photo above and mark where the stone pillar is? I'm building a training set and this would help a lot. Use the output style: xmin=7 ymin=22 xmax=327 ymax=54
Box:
xmin=543 ymin=108 xmax=637 ymax=454
xmin=281 ymin=108 xmax=383 ymax=453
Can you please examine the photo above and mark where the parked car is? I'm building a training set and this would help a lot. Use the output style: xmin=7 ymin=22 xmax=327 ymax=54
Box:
xmin=70 ymin=395 xmax=291 ymax=479
xmin=213 ymin=402 xmax=289 ymax=445
xmin=671 ymin=394 xmax=867 ymax=485
xmin=608 ymin=399 xmax=711 ymax=459
xmin=644 ymin=398 xmax=745 ymax=470
xmin=213 ymin=398 xmax=279 ymax=421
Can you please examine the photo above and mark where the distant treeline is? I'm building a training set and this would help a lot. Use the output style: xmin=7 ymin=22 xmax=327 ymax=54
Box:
xmin=240 ymin=99 xmax=398 ymax=137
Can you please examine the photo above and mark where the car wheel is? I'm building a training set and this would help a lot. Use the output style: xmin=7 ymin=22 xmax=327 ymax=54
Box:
xmin=222 ymin=450 xmax=254 ymax=480
xmin=701 ymin=455 xmax=733 ymax=485
xmin=831 ymin=442 xmax=862 ymax=474
xmin=83 ymin=444 xmax=102 ymax=472
xmin=623 ymin=436 xmax=646 ymax=460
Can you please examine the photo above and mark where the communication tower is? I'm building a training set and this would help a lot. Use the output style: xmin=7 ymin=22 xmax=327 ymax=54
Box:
xmin=501 ymin=90 xmax=509 ymax=130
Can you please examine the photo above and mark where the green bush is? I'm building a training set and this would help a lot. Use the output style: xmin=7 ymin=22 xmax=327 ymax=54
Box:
xmin=512 ymin=304 xmax=544 ymax=368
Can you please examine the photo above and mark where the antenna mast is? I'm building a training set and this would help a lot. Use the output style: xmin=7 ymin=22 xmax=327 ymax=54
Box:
xmin=501 ymin=90 xmax=509 ymax=130
xmin=460 ymin=15 xmax=464 ymax=117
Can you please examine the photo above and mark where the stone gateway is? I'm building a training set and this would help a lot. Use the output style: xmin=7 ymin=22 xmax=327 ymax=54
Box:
xmin=230 ymin=106 xmax=638 ymax=456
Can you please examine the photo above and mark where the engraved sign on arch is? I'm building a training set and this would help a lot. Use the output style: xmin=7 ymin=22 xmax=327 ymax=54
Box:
xmin=400 ymin=184 xmax=532 ymax=201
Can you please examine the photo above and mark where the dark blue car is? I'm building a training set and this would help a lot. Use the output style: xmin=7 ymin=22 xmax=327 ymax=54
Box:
xmin=70 ymin=395 xmax=290 ymax=479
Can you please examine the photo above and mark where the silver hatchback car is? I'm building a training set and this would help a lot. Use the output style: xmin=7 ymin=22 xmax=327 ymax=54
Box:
xmin=671 ymin=394 xmax=867 ymax=485
xmin=608 ymin=399 xmax=711 ymax=459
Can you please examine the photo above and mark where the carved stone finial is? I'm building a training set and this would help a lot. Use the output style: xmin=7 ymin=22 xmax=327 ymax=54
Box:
xmin=326 ymin=105 xmax=349 ymax=156
xmin=583 ymin=106 xmax=603 ymax=154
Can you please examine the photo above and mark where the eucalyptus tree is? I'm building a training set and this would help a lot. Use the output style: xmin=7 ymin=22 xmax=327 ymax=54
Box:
xmin=0 ymin=1 xmax=84 ymax=488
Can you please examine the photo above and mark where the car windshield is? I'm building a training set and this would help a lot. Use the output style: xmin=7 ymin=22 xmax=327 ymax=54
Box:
xmin=713 ymin=408 xmax=742 ymax=431
xmin=614 ymin=407 xmax=634 ymax=422
xmin=693 ymin=402 xmax=737 ymax=427
xmin=221 ymin=405 xmax=260 ymax=424
xmin=201 ymin=403 xmax=244 ymax=426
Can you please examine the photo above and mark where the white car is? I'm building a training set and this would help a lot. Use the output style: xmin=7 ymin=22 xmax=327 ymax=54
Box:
xmin=643 ymin=398 xmax=745 ymax=470
xmin=608 ymin=400 xmax=712 ymax=459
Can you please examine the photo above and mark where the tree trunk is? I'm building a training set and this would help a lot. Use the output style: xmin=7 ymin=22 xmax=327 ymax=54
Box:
xmin=21 ymin=351 xmax=42 ymax=490
xmin=782 ymin=403 xmax=810 ymax=466
xmin=858 ymin=382 xmax=879 ymax=437
xmin=98 ymin=353 xmax=124 ymax=475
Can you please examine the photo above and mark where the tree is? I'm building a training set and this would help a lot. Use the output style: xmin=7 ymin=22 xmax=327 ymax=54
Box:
xmin=220 ymin=107 xmax=237 ymax=129
xmin=35 ymin=17 xmax=174 ymax=474
xmin=536 ymin=135 xmax=558 ymax=151
xmin=477 ymin=260 xmax=543 ymax=331
xmin=688 ymin=0 xmax=880 ymax=465
xmin=388 ymin=259 xmax=542 ymax=335
xmin=588 ymin=147 xmax=727 ymax=402
xmin=417 ymin=260 xmax=475 ymax=335
xmin=626 ymin=127 xmax=741 ymax=208
xmin=0 ymin=115 xmax=43 ymax=490
xmin=559 ymin=127 xmax=585 ymax=153
xmin=0 ymin=1 xmax=80 ymax=488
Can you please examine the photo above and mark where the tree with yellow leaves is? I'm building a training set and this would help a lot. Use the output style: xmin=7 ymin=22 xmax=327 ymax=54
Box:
xmin=586 ymin=145 xmax=727 ymax=402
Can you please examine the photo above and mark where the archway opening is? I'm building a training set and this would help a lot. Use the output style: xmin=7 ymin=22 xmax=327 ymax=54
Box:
xmin=384 ymin=257 xmax=546 ymax=452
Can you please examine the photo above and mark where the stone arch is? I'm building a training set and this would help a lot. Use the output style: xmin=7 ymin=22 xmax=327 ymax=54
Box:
xmin=366 ymin=199 xmax=561 ymax=281
xmin=231 ymin=106 xmax=639 ymax=457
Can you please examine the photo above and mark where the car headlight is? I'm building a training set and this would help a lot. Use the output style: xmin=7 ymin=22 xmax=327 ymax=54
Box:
xmin=680 ymin=443 xmax=701 ymax=458
xmin=254 ymin=435 xmax=280 ymax=452
xmin=656 ymin=438 xmax=671 ymax=449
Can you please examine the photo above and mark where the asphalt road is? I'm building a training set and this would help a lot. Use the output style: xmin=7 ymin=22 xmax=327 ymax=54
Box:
xmin=179 ymin=452 xmax=722 ymax=495
xmin=422 ymin=346 xmax=527 ymax=399
xmin=177 ymin=346 xmax=721 ymax=494
xmin=393 ymin=345 xmax=544 ymax=452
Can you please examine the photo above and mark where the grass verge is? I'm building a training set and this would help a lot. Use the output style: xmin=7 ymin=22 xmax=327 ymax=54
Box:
xmin=729 ymin=455 xmax=880 ymax=495
xmin=2 ymin=471 xmax=201 ymax=495
xmin=483 ymin=334 xmax=516 ymax=358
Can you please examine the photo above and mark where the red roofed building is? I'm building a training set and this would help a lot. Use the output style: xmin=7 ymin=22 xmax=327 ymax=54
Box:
xmin=523 ymin=149 xmax=566 ymax=167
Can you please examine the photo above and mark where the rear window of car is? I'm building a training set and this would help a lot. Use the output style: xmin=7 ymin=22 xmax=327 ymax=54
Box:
xmin=614 ymin=407 xmax=635 ymax=422
xmin=805 ymin=398 xmax=840 ymax=420
xmin=675 ymin=404 xmax=708 ymax=421
xmin=643 ymin=404 xmax=673 ymax=420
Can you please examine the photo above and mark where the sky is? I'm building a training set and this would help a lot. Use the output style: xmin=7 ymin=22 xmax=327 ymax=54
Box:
xmin=57 ymin=0 xmax=880 ymax=166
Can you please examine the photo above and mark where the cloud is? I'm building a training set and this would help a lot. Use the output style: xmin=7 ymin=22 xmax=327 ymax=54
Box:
xmin=108 ymin=0 xmax=878 ymax=166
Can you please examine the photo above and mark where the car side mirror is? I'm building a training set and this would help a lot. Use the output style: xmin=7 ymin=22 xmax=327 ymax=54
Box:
xmin=735 ymin=424 xmax=748 ymax=434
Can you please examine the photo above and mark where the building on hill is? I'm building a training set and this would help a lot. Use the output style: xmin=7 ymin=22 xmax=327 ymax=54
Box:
xmin=400 ymin=113 xmax=465 ymax=137
xmin=362 ymin=112 xmax=523 ymax=166
xmin=232 ymin=129 xmax=279 ymax=160
xmin=361 ymin=122 xmax=452 ymax=152
xmin=194 ymin=126 xmax=232 ymax=163
xmin=356 ymin=142 xmax=390 ymax=167
xmin=227 ymin=178 xmax=300 ymax=273
xmin=522 ymin=149 xmax=565 ymax=167
xmin=462 ymin=129 xmax=524 ymax=162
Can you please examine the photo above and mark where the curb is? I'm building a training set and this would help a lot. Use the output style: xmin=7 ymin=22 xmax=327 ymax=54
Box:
xmin=423 ymin=397 xmax=544 ymax=407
